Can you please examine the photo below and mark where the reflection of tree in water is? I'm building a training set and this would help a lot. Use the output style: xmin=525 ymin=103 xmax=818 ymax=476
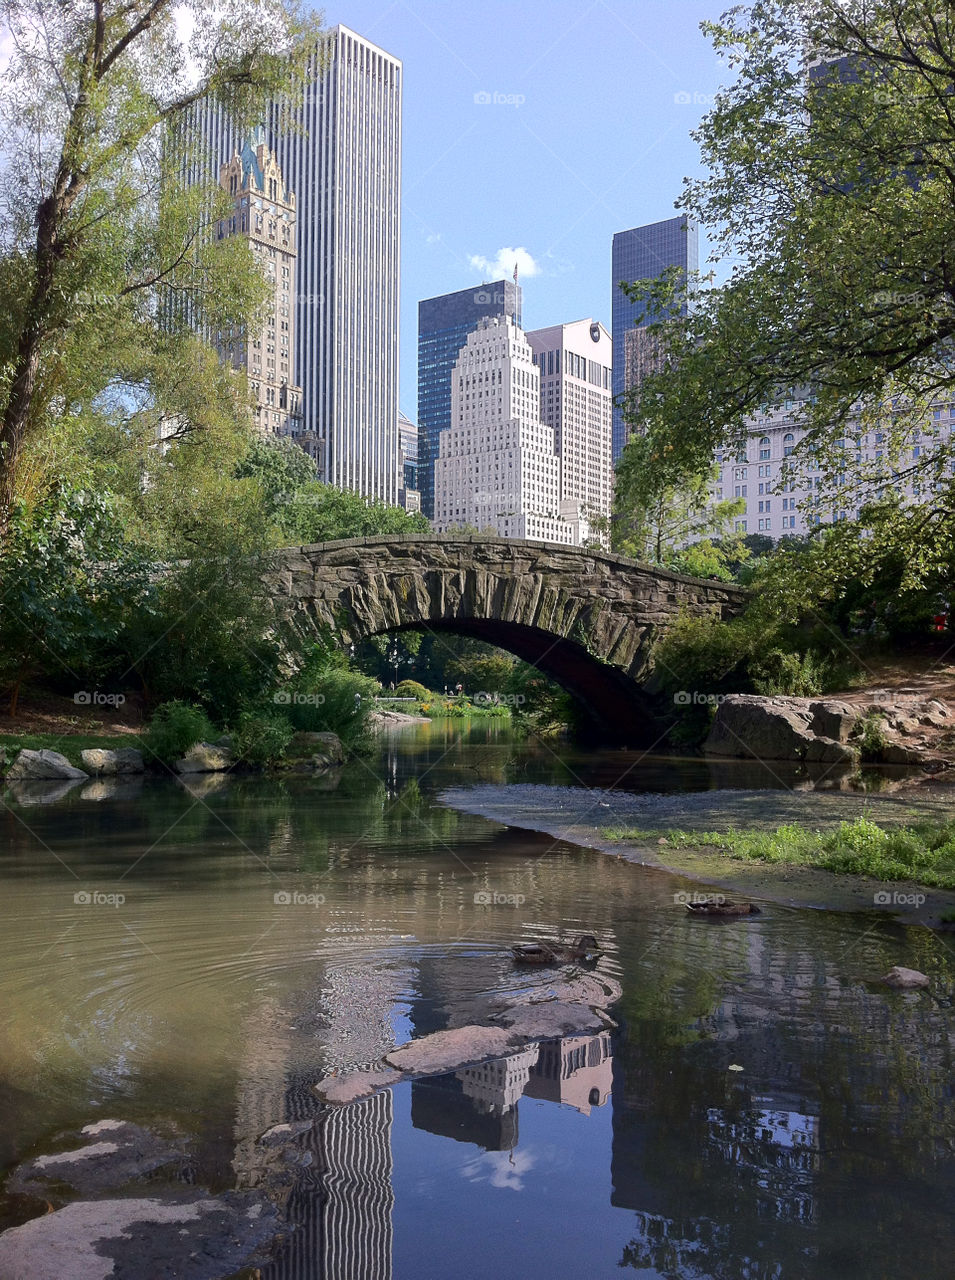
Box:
xmin=611 ymin=919 xmax=955 ymax=1279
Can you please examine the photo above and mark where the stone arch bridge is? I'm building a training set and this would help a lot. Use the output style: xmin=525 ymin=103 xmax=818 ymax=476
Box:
xmin=266 ymin=536 xmax=747 ymax=743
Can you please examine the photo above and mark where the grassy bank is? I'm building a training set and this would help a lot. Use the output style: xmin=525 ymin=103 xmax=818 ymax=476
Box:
xmin=605 ymin=816 xmax=955 ymax=890
xmin=0 ymin=732 xmax=145 ymax=764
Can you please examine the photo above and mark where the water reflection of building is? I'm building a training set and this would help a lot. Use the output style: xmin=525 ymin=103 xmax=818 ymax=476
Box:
xmin=525 ymin=1031 xmax=612 ymax=1115
xmin=411 ymin=1035 xmax=614 ymax=1153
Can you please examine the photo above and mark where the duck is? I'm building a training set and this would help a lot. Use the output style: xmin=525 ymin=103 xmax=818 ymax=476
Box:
xmin=511 ymin=934 xmax=601 ymax=965
xmin=685 ymin=901 xmax=760 ymax=917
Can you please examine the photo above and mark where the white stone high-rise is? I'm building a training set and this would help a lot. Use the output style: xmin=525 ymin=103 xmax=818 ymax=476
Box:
xmin=527 ymin=319 xmax=613 ymax=546
xmin=214 ymin=134 xmax=302 ymax=440
xmin=433 ymin=317 xmax=572 ymax=543
xmin=185 ymin=24 xmax=401 ymax=502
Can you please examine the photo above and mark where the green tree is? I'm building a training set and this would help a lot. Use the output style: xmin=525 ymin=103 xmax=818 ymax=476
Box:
xmin=0 ymin=487 xmax=154 ymax=713
xmin=619 ymin=0 xmax=955 ymax=587
xmin=613 ymin=434 xmax=747 ymax=580
xmin=0 ymin=0 xmax=323 ymax=517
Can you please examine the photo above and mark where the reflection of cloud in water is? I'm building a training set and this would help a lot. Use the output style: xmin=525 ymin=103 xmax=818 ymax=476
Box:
xmin=461 ymin=1148 xmax=536 ymax=1191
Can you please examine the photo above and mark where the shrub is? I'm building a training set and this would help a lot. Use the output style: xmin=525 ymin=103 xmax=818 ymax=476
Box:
xmin=393 ymin=679 xmax=431 ymax=701
xmin=231 ymin=709 xmax=294 ymax=767
xmin=857 ymin=712 xmax=888 ymax=761
xmin=144 ymin=700 xmax=215 ymax=763
xmin=285 ymin=666 xmax=380 ymax=749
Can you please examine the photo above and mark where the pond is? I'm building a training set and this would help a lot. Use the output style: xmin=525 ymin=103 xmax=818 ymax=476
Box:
xmin=0 ymin=719 xmax=953 ymax=1278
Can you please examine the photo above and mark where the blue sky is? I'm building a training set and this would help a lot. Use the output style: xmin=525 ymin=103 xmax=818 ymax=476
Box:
xmin=321 ymin=0 xmax=725 ymax=421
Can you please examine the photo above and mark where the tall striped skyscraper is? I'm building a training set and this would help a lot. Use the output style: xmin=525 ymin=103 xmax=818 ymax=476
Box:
xmin=186 ymin=25 xmax=402 ymax=502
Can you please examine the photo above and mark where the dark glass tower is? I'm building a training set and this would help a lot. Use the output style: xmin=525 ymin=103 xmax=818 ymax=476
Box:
xmin=417 ymin=280 xmax=522 ymax=518
xmin=611 ymin=215 xmax=699 ymax=462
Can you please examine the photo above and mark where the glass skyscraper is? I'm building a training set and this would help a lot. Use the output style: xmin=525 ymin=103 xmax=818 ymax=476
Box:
xmin=417 ymin=280 xmax=521 ymax=519
xmin=611 ymin=215 xmax=699 ymax=462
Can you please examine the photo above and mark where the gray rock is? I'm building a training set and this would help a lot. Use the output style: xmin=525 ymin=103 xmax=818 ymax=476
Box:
xmin=881 ymin=742 xmax=927 ymax=765
xmin=804 ymin=735 xmax=858 ymax=765
xmin=385 ymin=1025 xmax=517 ymax=1076
xmin=289 ymin=731 xmax=344 ymax=764
xmin=0 ymin=1192 xmax=278 ymax=1280
xmin=703 ymin=695 xmax=815 ymax=760
xmin=173 ymin=742 xmax=233 ymax=774
xmin=5 ymin=749 xmax=88 ymax=781
xmin=314 ymin=1068 xmax=404 ymax=1105
xmin=7 ymin=1121 xmax=187 ymax=1199
xmin=880 ymin=965 xmax=930 ymax=989
xmin=80 ymin=748 xmax=144 ymax=776
xmin=257 ymin=1120 xmax=315 ymax=1146
xmin=809 ymin=700 xmax=860 ymax=743
xmin=497 ymin=1000 xmax=611 ymax=1039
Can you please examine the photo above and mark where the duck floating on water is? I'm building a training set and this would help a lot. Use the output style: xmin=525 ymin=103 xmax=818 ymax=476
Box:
xmin=685 ymin=901 xmax=760 ymax=917
xmin=511 ymin=934 xmax=601 ymax=965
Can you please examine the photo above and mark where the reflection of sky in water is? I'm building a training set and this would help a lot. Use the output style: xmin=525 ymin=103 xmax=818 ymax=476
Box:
xmin=460 ymin=1147 xmax=537 ymax=1191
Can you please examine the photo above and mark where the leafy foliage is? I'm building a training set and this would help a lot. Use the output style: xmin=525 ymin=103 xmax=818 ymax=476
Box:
xmin=616 ymin=0 xmax=955 ymax=588
xmin=144 ymin=700 xmax=215 ymax=764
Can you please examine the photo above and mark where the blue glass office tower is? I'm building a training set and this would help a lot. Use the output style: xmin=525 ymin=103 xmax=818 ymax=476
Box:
xmin=611 ymin=215 xmax=699 ymax=462
xmin=417 ymin=280 xmax=522 ymax=519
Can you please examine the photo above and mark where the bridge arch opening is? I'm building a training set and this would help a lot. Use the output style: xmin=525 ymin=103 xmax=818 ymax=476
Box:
xmin=357 ymin=619 xmax=659 ymax=745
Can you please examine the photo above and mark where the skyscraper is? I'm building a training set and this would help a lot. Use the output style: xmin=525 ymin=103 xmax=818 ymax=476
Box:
xmin=527 ymin=319 xmax=613 ymax=545
xmin=186 ymin=25 xmax=402 ymax=502
xmin=432 ymin=316 xmax=571 ymax=544
xmin=214 ymin=133 xmax=302 ymax=441
xmin=417 ymin=280 xmax=521 ymax=518
xmin=611 ymin=214 xmax=699 ymax=461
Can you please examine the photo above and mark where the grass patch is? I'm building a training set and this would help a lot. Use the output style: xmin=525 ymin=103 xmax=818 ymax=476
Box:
xmin=605 ymin=816 xmax=955 ymax=890
xmin=1 ymin=731 xmax=146 ymax=768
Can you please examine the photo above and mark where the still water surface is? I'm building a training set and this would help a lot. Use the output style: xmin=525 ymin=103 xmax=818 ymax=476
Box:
xmin=1 ymin=720 xmax=954 ymax=1279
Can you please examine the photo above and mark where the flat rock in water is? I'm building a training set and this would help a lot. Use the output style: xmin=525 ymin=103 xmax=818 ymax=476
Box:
xmin=880 ymin=965 xmax=930 ymax=989
xmin=0 ymin=1191 xmax=277 ymax=1280
xmin=497 ymin=1000 xmax=612 ymax=1039
xmin=174 ymin=743 xmax=232 ymax=774
xmin=385 ymin=1025 xmax=516 ymax=1076
xmin=314 ymin=1068 xmax=404 ymax=1105
xmin=7 ymin=1121 xmax=187 ymax=1198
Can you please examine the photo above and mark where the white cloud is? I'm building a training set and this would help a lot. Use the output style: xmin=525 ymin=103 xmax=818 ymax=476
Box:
xmin=469 ymin=246 xmax=541 ymax=281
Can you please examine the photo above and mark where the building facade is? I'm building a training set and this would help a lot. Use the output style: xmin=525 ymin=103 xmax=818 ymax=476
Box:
xmin=611 ymin=214 xmax=699 ymax=461
xmin=187 ymin=25 xmax=401 ymax=502
xmin=712 ymin=398 xmax=955 ymax=538
xmin=527 ymin=319 xmax=613 ymax=546
xmin=417 ymin=280 xmax=522 ymax=518
xmin=397 ymin=410 xmax=420 ymax=512
xmin=432 ymin=317 xmax=572 ymax=543
xmin=215 ymin=134 xmax=302 ymax=439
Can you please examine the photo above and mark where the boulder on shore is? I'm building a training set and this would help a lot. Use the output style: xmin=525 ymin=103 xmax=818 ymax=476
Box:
xmin=80 ymin=747 xmax=145 ymax=776
xmin=5 ymin=749 xmax=88 ymax=781
xmin=703 ymin=696 xmax=816 ymax=760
